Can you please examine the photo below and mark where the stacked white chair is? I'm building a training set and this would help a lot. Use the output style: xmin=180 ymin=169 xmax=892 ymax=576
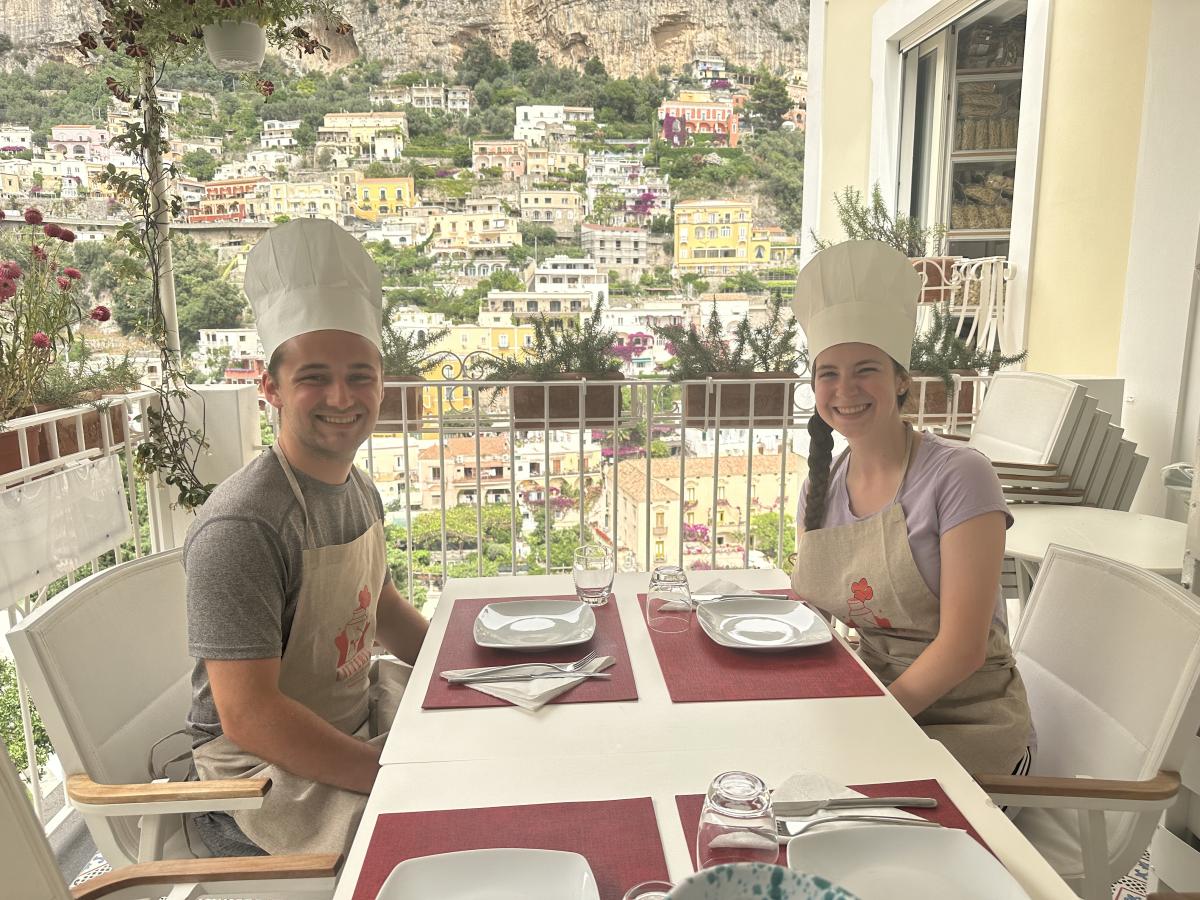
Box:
xmin=8 ymin=549 xmax=274 ymax=868
xmin=0 ymin=744 xmax=338 ymax=899
xmin=976 ymin=546 xmax=1200 ymax=900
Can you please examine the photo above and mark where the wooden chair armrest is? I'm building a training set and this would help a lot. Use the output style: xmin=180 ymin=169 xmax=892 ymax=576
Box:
xmin=71 ymin=853 xmax=342 ymax=899
xmin=974 ymin=770 xmax=1180 ymax=802
xmin=68 ymin=773 xmax=271 ymax=805
xmin=940 ymin=432 xmax=970 ymax=442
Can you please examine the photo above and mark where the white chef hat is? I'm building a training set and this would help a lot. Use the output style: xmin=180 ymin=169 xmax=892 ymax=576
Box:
xmin=792 ymin=240 xmax=922 ymax=369
xmin=244 ymin=218 xmax=383 ymax=362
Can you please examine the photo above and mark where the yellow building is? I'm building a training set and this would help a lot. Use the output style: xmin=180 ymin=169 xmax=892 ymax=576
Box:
xmin=316 ymin=111 xmax=408 ymax=159
xmin=354 ymin=176 xmax=417 ymax=221
xmin=426 ymin=205 xmax=521 ymax=251
xmin=266 ymin=181 xmax=341 ymax=222
xmin=801 ymin=0 xmax=1197 ymax=519
xmin=674 ymin=200 xmax=773 ymax=275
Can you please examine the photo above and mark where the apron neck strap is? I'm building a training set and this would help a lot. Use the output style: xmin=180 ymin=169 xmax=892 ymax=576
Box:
xmin=834 ymin=422 xmax=916 ymax=507
xmin=272 ymin=442 xmax=316 ymax=548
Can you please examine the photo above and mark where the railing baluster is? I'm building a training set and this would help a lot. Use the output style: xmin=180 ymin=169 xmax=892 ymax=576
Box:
xmin=507 ymin=389 xmax=517 ymax=576
xmin=711 ymin=381 xmax=720 ymax=572
xmin=676 ymin=390 xmax=686 ymax=570
xmin=778 ymin=382 xmax=791 ymax=570
xmin=474 ymin=400 xmax=483 ymax=578
xmin=644 ymin=382 xmax=653 ymax=567
xmin=401 ymin=390 xmax=415 ymax=606
xmin=577 ymin=379 xmax=585 ymax=550
xmin=743 ymin=381 xmax=756 ymax=569
xmin=436 ymin=388 xmax=449 ymax=585
xmin=10 ymin=606 xmax=43 ymax=822
xmin=542 ymin=385 xmax=551 ymax=572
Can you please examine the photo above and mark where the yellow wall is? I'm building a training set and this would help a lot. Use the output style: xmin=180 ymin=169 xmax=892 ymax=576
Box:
xmin=815 ymin=0 xmax=881 ymax=242
xmin=1024 ymin=1 xmax=1151 ymax=374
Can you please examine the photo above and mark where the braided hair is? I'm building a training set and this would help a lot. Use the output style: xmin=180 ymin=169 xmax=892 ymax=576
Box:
xmin=803 ymin=361 xmax=911 ymax=533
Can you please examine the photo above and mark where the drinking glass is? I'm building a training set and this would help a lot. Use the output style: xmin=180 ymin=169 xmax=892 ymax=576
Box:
xmin=695 ymin=770 xmax=778 ymax=869
xmin=621 ymin=881 xmax=674 ymax=900
xmin=646 ymin=564 xmax=692 ymax=633
xmin=573 ymin=545 xmax=614 ymax=606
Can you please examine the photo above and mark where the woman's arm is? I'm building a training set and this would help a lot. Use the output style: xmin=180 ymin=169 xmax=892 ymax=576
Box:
xmin=887 ymin=510 xmax=1007 ymax=716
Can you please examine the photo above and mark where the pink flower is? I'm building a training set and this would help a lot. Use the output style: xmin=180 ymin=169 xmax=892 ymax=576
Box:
xmin=0 ymin=278 xmax=15 ymax=301
xmin=56 ymin=276 xmax=71 ymax=291
xmin=43 ymin=223 xmax=62 ymax=239
xmin=31 ymin=331 xmax=50 ymax=349
xmin=59 ymin=229 xmax=76 ymax=243
xmin=64 ymin=267 xmax=82 ymax=280
xmin=0 ymin=209 xmax=5 ymax=220
xmin=23 ymin=208 xmax=43 ymax=225
xmin=32 ymin=245 xmax=47 ymax=261
xmin=90 ymin=305 xmax=111 ymax=322
xmin=1 ymin=260 xmax=20 ymax=279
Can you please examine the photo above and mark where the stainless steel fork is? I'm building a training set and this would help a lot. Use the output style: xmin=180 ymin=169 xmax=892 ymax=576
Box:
xmin=777 ymin=814 xmax=944 ymax=841
xmin=447 ymin=649 xmax=599 ymax=679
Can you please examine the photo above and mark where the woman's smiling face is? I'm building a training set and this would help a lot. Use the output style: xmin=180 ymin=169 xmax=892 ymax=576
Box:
xmin=812 ymin=342 xmax=909 ymax=440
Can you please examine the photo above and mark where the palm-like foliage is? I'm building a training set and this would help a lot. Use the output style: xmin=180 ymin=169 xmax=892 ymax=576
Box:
xmin=476 ymin=301 xmax=623 ymax=381
xmin=653 ymin=293 xmax=805 ymax=381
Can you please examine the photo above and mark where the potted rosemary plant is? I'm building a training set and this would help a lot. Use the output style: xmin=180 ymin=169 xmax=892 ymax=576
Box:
xmin=653 ymin=293 xmax=805 ymax=428
xmin=379 ymin=325 xmax=450 ymax=432
xmin=813 ymin=184 xmax=955 ymax=303
xmin=906 ymin=303 xmax=1027 ymax=419
xmin=475 ymin=303 xmax=625 ymax=428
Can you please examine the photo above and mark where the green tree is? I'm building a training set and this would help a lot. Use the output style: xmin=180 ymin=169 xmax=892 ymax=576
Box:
xmin=180 ymin=149 xmax=218 ymax=181
xmin=527 ymin=523 xmax=587 ymax=575
xmin=509 ymin=40 xmax=539 ymax=71
xmin=586 ymin=186 xmax=625 ymax=225
xmin=750 ymin=71 xmax=792 ymax=127
xmin=584 ymin=56 xmax=607 ymax=78
xmin=751 ymin=510 xmax=795 ymax=572
xmin=1 ymin=658 xmax=52 ymax=777
xmin=721 ymin=271 xmax=767 ymax=293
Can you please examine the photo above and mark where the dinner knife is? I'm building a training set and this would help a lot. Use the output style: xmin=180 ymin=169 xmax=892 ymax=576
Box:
xmin=773 ymin=796 xmax=938 ymax=817
xmin=443 ymin=671 xmax=611 ymax=685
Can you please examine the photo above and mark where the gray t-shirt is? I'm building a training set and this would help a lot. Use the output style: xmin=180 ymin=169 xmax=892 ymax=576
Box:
xmin=184 ymin=448 xmax=389 ymax=749
xmin=798 ymin=431 xmax=1014 ymax=627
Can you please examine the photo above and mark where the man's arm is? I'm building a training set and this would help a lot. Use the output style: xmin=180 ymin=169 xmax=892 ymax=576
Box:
xmin=375 ymin=580 xmax=427 ymax=664
xmin=206 ymin=657 xmax=380 ymax=794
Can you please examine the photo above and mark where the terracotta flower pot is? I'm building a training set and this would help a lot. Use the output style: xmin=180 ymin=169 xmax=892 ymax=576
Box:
xmin=202 ymin=21 xmax=267 ymax=73
xmin=46 ymin=405 xmax=127 ymax=457
xmin=911 ymin=256 xmax=958 ymax=305
xmin=682 ymin=372 xmax=798 ymax=428
xmin=903 ymin=370 xmax=977 ymax=422
xmin=510 ymin=373 xmax=625 ymax=429
xmin=378 ymin=376 xmax=425 ymax=432
xmin=0 ymin=422 xmax=44 ymax=475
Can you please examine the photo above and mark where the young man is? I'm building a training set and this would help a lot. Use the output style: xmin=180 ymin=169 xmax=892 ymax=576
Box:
xmin=185 ymin=219 xmax=427 ymax=857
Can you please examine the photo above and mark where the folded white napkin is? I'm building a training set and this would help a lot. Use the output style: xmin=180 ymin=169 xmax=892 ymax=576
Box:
xmin=440 ymin=655 xmax=614 ymax=712
xmin=774 ymin=771 xmax=921 ymax=830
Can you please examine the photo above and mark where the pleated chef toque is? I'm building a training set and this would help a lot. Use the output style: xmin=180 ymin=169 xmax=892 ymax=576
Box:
xmin=244 ymin=218 xmax=383 ymax=361
xmin=792 ymin=240 xmax=922 ymax=369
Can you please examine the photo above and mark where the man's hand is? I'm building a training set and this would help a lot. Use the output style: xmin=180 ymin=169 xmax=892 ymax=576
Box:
xmin=206 ymin=657 xmax=381 ymax=794
xmin=375 ymin=580 xmax=428 ymax=664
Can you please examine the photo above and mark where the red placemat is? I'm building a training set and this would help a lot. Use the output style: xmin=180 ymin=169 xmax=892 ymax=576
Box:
xmin=351 ymin=797 xmax=669 ymax=900
xmin=674 ymin=778 xmax=991 ymax=868
xmin=638 ymin=589 xmax=883 ymax=702
xmin=422 ymin=594 xmax=638 ymax=709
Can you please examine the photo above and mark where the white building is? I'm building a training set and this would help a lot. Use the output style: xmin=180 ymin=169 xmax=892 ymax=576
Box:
xmin=692 ymin=56 xmax=728 ymax=84
xmin=513 ymin=105 xmax=594 ymax=145
xmin=581 ymin=223 xmax=668 ymax=281
xmin=409 ymin=83 xmax=446 ymax=110
xmin=532 ymin=256 xmax=608 ymax=308
xmin=446 ymin=86 xmax=474 ymax=114
xmin=198 ymin=328 xmax=265 ymax=358
xmin=0 ymin=125 xmax=34 ymax=149
xmin=261 ymin=119 xmax=302 ymax=149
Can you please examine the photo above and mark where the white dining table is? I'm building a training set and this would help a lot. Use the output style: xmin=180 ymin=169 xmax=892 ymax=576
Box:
xmin=334 ymin=569 xmax=1077 ymax=900
xmin=1006 ymin=505 xmax=1186 ymax=602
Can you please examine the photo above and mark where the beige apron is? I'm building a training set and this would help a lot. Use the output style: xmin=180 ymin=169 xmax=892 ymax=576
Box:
xmin=791 ymin=427 xmax=1031 ymax=775
xmin=193 ymin=444 xmax=409 ymax=855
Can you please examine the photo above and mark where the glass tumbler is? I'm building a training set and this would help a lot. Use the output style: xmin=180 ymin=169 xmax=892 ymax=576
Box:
xmin=572 ymin=544 xmax=614 ymax=606
xmin=695 ymin=770 xmax=778 ymax=869
xmin=621 ymin=881 xmax=674 ymax=900
xmin=646 ymin=564 xmax=692 ymax=633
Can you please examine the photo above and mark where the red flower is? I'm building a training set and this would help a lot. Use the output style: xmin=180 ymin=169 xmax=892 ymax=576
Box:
xmin=1 ymin=261 xmax=21 ymax=279
xmin=56 ymin=276 xmax=71 ymax=291
xmin=43 ymin=223 xmax=62 ymax=239
xmin=90 ymin=305 xmax=112 ymax=322
xmin=32 ymin=245 xmax=47 ymax=261
xmin=32 ymin=331 xmax=50 ymax=349
xmin=23 ymin=207 xmax=43 ymax=225
xmin=59 ymin=229 xmax=76 ymax=243
xmin=0 ymin=209 xmax=5 ymax=220
xmin=851 ymin=578 xmax=874 ymax=602
xmin=64 ymin=267 xmax=82 ymax=280
xmin=256 ymin=79 xmax=275 ymax=97
xmin=0 ymin=278 xmax=15 ymax=301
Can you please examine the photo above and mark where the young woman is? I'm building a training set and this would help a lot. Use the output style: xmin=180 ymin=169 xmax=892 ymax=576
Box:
xmin=790 ymin=240 xmax=1033 ymax=777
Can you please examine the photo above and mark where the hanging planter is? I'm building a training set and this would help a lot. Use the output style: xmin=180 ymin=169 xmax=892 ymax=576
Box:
xmin=510 ymin=373 xmax=626 ymax=429
xmin=202 ymin=21 xmax=267 ymax=73
xmin=378 ymin=376 xmax=425 ymax=433
xmin=682 ymin=372 xmax=799 ymax=429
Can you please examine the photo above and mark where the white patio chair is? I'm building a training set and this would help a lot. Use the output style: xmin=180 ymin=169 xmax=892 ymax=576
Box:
xmin=7 ymin=549 xmax=272 ymax=868
xmin=0 ymin=745 xmax=338 ymax=900
xmin=975 ymin=545 xmax=1200 ymax=900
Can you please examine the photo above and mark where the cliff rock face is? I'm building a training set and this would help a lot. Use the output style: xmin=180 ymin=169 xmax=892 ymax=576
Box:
xmin=349 ymin=0 xmax=808 ymax=79
xmin=0 ymin=0 xmax=808 ymax=79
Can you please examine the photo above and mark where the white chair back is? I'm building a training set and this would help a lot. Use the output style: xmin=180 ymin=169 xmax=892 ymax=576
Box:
xmin=968 ymin=372 xmax=1087 ymax=467
xmin=0 ymin=747 xmax=71 ymax=900
xmin=1012 ymin=545 xmax=1200 ymax=878
xmin=8 ymin=549 xmax=191 ymax=868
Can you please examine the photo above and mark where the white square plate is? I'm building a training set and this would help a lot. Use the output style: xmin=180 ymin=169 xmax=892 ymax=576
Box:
xmin=786 ymin=824 xmax=1029 ymax=899
xmin=696 ymin=596 xmax=832 ymax=651
xmin=473 ymin=599 xmax=597 ymax=651
xmin=376 ymin=848 xmax=600 ymax=900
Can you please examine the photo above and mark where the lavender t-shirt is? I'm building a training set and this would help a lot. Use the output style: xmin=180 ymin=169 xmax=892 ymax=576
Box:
xmin=797 ymin=432 xmax=1014 ymax=628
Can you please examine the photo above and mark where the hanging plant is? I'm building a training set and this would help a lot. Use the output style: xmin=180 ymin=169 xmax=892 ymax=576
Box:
xmin=75 ymin=0 xmax=350 ymax=508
